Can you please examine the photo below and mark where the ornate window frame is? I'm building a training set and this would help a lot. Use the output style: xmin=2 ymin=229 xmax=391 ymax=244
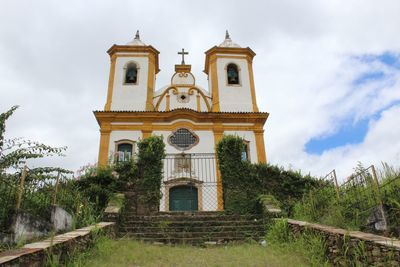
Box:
xmin=163 ymin=178 xmax=203 ymax=211
xmin=225 ymin=62 xmax=242 ymax=87
xmin=123 ymin=61 xmax=140 ymax=85
xmin=114 ymin=139 xmax=136 ymax=161
xmin=167 ymin=128 xmax=199 ymax=151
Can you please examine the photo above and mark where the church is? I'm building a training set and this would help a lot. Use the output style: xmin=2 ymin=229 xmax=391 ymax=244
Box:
xmin=94 ymin=31 xmax=269 ymax=212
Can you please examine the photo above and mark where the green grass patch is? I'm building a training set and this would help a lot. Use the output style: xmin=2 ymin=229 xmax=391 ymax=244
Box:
xmin=67 ymin=237 xmax=312 ymax=267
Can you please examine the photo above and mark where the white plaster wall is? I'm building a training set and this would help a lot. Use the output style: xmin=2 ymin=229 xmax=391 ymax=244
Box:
xmin=171 ymin=72 xmax=195 ymax=85
xmin=153 ymin=87 xmax=211 ymax=112
xmin=110 ymin=55 xmax=150 ymax=111
xmin=154 ymin=128 xmax=218 ymax=211
xmin=223 ymin=130 xmax=258 ymax=163
xmin=152 ymin=130 xmax=215 ymax=154
xmin=216 ymin=57 xmax=253 ymax=112
xmin=108 ymin=130 xmax=142 ymax=156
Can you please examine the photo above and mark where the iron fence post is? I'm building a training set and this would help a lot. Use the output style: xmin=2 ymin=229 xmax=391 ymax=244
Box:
xmin=15 ymin=165 xmax=28 ymax=210
xmin=52 ymin=171 xmax=61 ymax=206
xmin=332 ymin=169 xmax=340 ymax=200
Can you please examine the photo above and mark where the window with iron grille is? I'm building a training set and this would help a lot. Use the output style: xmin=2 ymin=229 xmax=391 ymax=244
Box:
xmin=168 ymin=128 xmax=199 ymax=151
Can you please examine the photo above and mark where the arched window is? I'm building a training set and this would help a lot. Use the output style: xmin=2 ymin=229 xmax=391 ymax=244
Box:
xmin=116 ymin=143 xmax=133 ymax=161
xmin=227 ymin=63 xmax=240 ymax=85
xmin=125 ymin=62 xmax=138 ymax=84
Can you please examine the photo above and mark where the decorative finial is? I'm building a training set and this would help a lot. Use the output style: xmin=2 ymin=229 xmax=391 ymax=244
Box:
xmin=225 ymin=30 xmax=230 ymax=39
xmin=135 ymin=30 xmax=140 ymax=40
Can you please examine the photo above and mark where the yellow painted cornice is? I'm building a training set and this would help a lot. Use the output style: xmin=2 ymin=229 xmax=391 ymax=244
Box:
xmin=107 ymin=44 xmax=160 ymax=74
xmin=203 ymin=46 xmax=256 ymax=74
xmin=174 ymin=64 xmax=191 ymax=73
xmin=93 ymin=109 xmax=269 ymax=126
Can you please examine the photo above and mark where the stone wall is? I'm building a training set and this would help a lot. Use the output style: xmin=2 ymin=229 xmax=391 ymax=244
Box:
xmin=0 ymin=222 xmax=115 ymax=267
xmin=287 ymin=219 xmax=400 ymax=266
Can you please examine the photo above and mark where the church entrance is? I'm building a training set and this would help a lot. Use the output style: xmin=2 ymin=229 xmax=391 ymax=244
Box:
xmin=169 ymin=185 xmax=198 ymax=211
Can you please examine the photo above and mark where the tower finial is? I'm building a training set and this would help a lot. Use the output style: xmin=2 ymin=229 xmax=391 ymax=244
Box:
xmin=135 ymin=30 xmax=140 ymax=40
xmin=225 ymin=30 xmax=230 ymax=39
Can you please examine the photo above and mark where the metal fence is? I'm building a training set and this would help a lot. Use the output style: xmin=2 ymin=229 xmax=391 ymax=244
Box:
xmin=160 ymin=153 xmax=219 ymax=212
xmin=0 ymin=166 xmax=70 ymax=230
xmin=319 ymin=165 xmax=400 ymax=232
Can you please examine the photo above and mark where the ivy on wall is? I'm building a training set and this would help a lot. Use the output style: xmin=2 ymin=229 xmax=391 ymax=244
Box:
xmin=136 ymin=136 xmax=166 ymax=208
xmin=216 ymin=135 xmax=320 ymax=215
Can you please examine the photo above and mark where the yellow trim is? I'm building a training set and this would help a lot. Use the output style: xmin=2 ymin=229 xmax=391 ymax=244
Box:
xmin=166 ymin=94 xmax=170 ymax=111
xmin=196 ymin=93 xmax=201 ymax=111
xmin=216 ymin=55 xmax=247 ymax=60
xmin=104 ymin=55 xmax=117 ymax=110
xmin=204 ymin=46 xmax=256 ymax=74
xmin=154 ymin=86 xmax=211 ymax=112
xmin=210 ymin=55 xmax=220 ymax=112
xmin=174 ymin=64 xmax=191 ymax=73
xmin=142 ymin=122 xmax=153 ymax=138
xmin=146 ymin=54 xmax=156 ymax=111
xmin=112 ymin=54 xmax=149 ymax=57
xmin=247 ymin=60 xmax=259 ymax=112
xmin=110 ymin=123 xmax=259 ymax=132
xmin=98 ymin=127 xmax=111 ymax=166
xmin=94 ymin=109 xmax=269 ymax=125
xmin=107 ymin=44 xmax=160 ymax=73
xmin=213 ymin=124 xmax=224 ymax=211
xmin=188 ymin=87 xmax=211 ymax=111
xmin=142 ymin=131 xmax=152 ymax=138
xmin=154 ymin=87 xmax=178 ymax=111
xmin=254 ymin=129 xmax=267 ymax=163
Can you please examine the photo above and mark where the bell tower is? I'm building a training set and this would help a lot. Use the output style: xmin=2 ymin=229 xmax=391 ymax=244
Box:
xmin=104 ymin=31 xmax=160 ymax=111
xmin=204 ymin=31 xmax=259 ymax=112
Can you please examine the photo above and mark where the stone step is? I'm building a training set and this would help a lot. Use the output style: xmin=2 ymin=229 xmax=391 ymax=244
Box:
xmin=119 ymin=238 xmax=263 ymax=246
xmin=120 ymin=215 xmax=265 ymax=222
xmin=119 ymin=221 xmax=265 ymax=228
xmin=119 ymin=224 xmax=265 ymax=232
xmin=119 ymin=231 xmax=264 ymax=239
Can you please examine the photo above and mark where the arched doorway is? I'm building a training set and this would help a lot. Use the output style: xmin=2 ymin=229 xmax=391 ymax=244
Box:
xmin=169 ymin=185 xmax=198 ymax=211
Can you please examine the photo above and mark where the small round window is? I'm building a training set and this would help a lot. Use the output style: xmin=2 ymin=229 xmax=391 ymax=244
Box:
xmin=168 ymin=128 xmax=199 ymax=151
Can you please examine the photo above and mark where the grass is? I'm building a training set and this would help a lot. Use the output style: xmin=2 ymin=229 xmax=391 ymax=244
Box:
xmin=292 ymin=163 xmax=400 ymax=235
xmin=67 ymin=237 xmax=313 ymax=267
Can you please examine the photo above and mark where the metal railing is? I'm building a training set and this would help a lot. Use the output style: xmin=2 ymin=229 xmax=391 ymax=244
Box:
xmin=0 ymin=166 xmax=71 ymax=230
xmin=161 ymin=153 xmax=219 ymax=212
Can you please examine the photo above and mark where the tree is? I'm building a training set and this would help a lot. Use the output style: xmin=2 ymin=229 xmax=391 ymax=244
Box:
xmin=0 ymin=106 xmax=66 ymax=173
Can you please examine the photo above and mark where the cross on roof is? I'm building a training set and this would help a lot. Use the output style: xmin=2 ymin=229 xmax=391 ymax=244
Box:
xmin=178 ymin=48 xmax=189 ymax=65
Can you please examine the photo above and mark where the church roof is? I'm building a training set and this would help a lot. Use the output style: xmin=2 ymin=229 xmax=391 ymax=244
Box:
xmin=218 ymin=30 xmax=241 ymax=48
xmin=93 ymin=108 xmax=269 ymax=125
xmin=126 ymin=30 xmax=146 ymax=46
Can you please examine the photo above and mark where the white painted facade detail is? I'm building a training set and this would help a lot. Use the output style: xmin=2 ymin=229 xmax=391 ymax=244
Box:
xmin=98 ymin=32 xmax=268 ymax=212
xmin=108 ymin=130 xmax=142 ymax=156
xmin=216 ymin=57 xmax=253 ymax=112
xmin=111 ymin=55 xmax=151 ymax=111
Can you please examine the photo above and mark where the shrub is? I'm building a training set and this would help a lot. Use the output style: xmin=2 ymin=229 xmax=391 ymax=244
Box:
xmin=216 ymin=135 xmax=320 ymax=215
xmin=136 ymin=136 xmax=166 ymax=207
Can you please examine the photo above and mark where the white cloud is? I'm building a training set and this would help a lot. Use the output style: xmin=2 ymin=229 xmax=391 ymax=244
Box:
xmin=1 ymin=0 xmax=400 ymax=180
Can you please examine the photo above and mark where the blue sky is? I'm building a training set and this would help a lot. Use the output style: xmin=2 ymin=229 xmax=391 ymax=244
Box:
xmin=305 ymin=52 xmax=400 ymax=155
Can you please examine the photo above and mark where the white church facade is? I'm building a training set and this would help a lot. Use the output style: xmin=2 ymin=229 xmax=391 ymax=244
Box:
xmin=94 ymin=31 xmax=269 ymax=212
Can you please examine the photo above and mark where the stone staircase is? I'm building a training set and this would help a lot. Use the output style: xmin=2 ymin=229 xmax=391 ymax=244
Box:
xmin=118 ymin=212 xmax=267 ymax=245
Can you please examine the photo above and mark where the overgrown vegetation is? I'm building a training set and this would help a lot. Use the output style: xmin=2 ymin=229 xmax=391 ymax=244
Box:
xmin=0 ymin=106 xmax=165 ymax=239
xmin=216 ymin=135 xmax=320 ymax=215
xmin=136 ymin=136 xmax=166 ymax=206
xmin=293 ymin=163 xmax=400 ymax=236
xmin=266 ymin=219 xmax=330 ymax=267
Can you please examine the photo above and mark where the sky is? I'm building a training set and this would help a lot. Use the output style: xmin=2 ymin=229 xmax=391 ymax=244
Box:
xmin=1 ymin=0 xmax=400 ymax=181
